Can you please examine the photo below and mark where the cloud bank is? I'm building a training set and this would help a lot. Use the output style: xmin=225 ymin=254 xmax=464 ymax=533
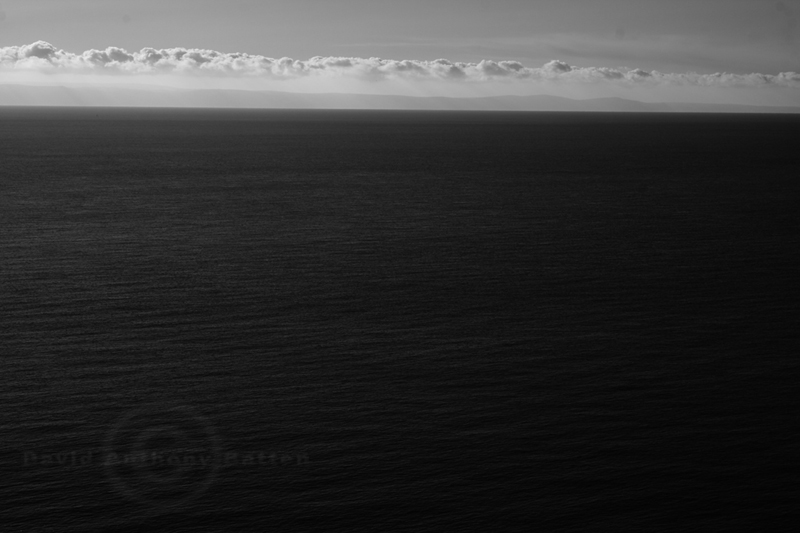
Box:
xmin=2 ymin=41 xmax=799 ymax=90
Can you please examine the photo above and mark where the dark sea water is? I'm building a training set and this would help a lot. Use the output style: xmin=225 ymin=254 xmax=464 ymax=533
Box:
xmin=1 ymin=108 xmax=799 ymax=532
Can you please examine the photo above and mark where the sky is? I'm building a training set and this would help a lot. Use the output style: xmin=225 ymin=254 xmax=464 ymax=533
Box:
xmin=1 ymin=0 xmax=799 ymax=106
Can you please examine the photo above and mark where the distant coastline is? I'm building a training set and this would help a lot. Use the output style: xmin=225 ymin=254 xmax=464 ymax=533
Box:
xmin=2 ymin=84 xmax=799 ymax=114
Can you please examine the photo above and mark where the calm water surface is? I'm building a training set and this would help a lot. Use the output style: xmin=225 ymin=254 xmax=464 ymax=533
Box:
xmin=1 ymin=108 xmax=799 ymax=531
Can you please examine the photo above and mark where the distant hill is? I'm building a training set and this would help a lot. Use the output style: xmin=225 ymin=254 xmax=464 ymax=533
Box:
xmin=1 ymin=84 xmax=799 ymax=113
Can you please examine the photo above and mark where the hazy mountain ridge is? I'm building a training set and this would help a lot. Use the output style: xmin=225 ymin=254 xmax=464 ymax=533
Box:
xmin=1 ymin=84 xmax=798 ymax=113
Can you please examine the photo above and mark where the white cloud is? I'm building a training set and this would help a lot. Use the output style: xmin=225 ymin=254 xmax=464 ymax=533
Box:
xmin=2 ymin=41 xmax=799 ymax=91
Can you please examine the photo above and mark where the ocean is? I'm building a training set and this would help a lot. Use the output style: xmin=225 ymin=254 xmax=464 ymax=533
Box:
xmin=1 ymin=108 xmax=798 ymax=531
